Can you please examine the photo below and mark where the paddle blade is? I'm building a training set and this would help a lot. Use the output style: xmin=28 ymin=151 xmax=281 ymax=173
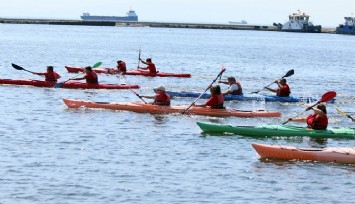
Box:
xmin=12 ymin=63 xmax=24 ymax=70
xmin=336 ymin=108 xmax=348 ymax=117
xmin=93 ymin=62 xmax=102 ymax=68
xmin=319 ymin=91 xmax=336 ymax=103
xmin=283 ymin=69 xmax=294 ymax=78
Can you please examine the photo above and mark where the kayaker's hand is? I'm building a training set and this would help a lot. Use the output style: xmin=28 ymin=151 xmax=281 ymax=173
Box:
xmin=306 ymin=107 xmax=313 ymax=111
xmin=274 ymin=80 xmax=279 ymax=83
xmin=217 ymin=80 xmax=222 ymax=83
xmin=288 ymin=118 xmax=293 ymax=121
xmin=352 ymin=118 xmax=355 ymax=122
xmin=191 ymin=102 xmax=196 ymax=106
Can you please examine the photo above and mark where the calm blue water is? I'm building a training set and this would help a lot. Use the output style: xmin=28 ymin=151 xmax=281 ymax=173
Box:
xmin=0 ymin=23 xmax=354 ymax=203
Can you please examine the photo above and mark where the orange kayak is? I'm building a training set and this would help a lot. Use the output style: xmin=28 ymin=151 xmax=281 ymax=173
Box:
xmin=63 ymin=99 xmax=281 ymax=117
xmin=252 ymin=143 xmax=355 ymax=164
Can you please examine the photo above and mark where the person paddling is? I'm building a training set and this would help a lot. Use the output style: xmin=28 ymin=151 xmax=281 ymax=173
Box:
xmin=218 ymin=76 xmax=243 ymax=96
xmin=193 ymin=85 xmax=224 ymax=109
xmin=138 ymin=58 xmax=157 ymax=74
xmin=140 ymin=85 xmax=171 ymax=106
xmin=33 ymin=66 xmax=61 ymax=82
xmin=70 ymin=66 xmax=98 ymax=84
xmin=287 ymin=104 xmax=328 ymax=130
xmin=264 ymin=78 xmax=291 ymax=97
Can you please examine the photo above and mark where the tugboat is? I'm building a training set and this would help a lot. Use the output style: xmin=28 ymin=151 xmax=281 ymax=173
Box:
xmin=336 ymin=17 xmax=355 ymax=35
xmin=81 ymin=9 xmax=138 ymax=22
xmin=273 ymin=10 xmax=322 ymax=33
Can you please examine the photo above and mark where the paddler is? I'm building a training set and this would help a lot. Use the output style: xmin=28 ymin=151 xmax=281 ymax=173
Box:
xmin=107 ymin=60 xmax=127 ymax=74
xmin=140 ymin=85 xmax=171 ymax=106
xmin=288 ymin=104 xmax=328 ymax=130
xmin=193 ymin=85 xmax=225 ymax=109
xmin=70 ymin=66 xmax=98 ymax=84
xmin=264 ymin=78 xmax=291 ymax=97
xmin=33 ymin=66 xmax=61 ymax=82
xmin=138 ymin=58 xmax=157 ymax=74
xmin=218 ymin=76 xmax=243 ymax=96
xmin=116 ymin=60 xmax=127 ymax=73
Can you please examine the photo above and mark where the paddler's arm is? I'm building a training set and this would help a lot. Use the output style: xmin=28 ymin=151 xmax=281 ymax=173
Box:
xmin=287 ymin=117 xmax=307 ymax=123
xmin=70 ymin=77 xmax=85 ymax=80
xmin=218 ymin=80 xmax=229 ymax=85
xmin=140 ymin=95 xmax=155 ymax=99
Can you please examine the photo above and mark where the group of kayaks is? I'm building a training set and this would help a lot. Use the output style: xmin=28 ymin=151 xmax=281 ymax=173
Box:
xmin=4 ymin=64 xmax=354 ymax=164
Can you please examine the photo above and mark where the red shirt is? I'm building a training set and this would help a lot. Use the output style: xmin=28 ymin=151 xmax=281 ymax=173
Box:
xmin=154 ymin=92 xmax=170 ymax=106
xmin=205 ymin=94 xmax=224 ymax=109
xmin=84 ymin=71 xmax=98 ymax=84
xmin=277 ymin=84 xmax=291 ymax=97
xmin=117 ymin=61 xmax=127 ymax=72
xmin=147 ymin=62 xmax=157 ymax=74
xmin=44 ymin=72 xmax=61 ymax=82
xmin=307 ymin=114 xmax=328 ymax=130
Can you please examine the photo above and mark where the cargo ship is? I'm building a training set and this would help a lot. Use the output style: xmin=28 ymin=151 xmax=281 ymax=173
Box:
xmin=80 ymin=9 xmax=138 ymax=22
xmin=273 ymin=10 xmax=322 ymax=33
xmin=336 ymin=17 xmax=355 ymax=35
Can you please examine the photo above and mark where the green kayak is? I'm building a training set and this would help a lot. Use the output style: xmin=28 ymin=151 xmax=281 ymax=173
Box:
xmin=196 ymin=122 xmax=355 ymax=139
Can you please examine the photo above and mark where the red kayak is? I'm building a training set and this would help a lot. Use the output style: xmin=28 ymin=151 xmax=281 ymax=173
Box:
xmin=65 ymin=66 xmax=191 ymax=78
xmin=0 ymin=79 xmax=139 ymax=89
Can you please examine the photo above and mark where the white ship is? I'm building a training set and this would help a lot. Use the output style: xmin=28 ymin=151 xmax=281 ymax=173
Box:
xmin=273 ymin=10 xmax=322 ymax=33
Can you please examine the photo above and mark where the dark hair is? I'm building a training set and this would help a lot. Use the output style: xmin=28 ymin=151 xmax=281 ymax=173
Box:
xmin=146 ymin=58 xmax=152 ymax=62
xmin=85 ymin=66 xmax=92 ymax=71
xmin=117 ymin=60 xmax=122 ymax=64
xmin=280 ymin=78 xmax=287 ymax=83
xmin=210 ymin=85 xmax=221 ymax=95
xmin=227 ymin=77 xmax=236 ymax=82
xmin=317 ymin=104 xmax=327 ymax=114
xmin=47 ymin=66 xmax=54 ymax=71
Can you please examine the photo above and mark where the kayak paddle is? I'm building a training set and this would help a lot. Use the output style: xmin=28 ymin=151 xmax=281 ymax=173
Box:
xmin=336 ymin=108 xmax=354 ymax=120
xmin=54 ymin=62 xmax=102 ymax=88
xmin=251 ymin=69 xmax=294 ymax=94
xmin=12 ymin=63 xmax=36 ymax=74
xmin=183 ymin=66 xmax=226 ymax=113
xmin=115 ymin=73 xmax=147 ymax=103
xmin=137 ymin=47 xmax=141 ymax=68
xmin=282 ymin=91 xmax=336 ymax=125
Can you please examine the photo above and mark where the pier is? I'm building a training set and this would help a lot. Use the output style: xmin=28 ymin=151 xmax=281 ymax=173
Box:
xmin=0 ymin=17 xmax=335 ymax=33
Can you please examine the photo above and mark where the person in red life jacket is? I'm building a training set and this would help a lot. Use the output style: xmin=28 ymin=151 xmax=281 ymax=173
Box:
xmin=288 ymin=104 xmax=328 ymax=130
xmin=193 ymin=85 xmax=225 ymax=109
xmin=218 ymin=76 xmax=243 ymax=96
xmin=138 ymin=58 xmax=157 ymax=74
xmin=140 ymin=85 xmax=171 ymax=106
xmin=116 ymin=60 xmax=127 ymax=73
xmin=33 ymin=66 xmax=61 ymax=82
xmin=264 ymin=78 xmax=291 ymax=97
xmin=70 ymin=66 xmax=98 ymax=84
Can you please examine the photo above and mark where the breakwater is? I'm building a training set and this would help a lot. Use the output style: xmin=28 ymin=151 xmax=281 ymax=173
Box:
xmin=0 ymin=17 xmax=336 ymax=33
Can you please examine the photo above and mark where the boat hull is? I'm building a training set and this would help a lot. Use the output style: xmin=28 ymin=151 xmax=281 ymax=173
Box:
xmin=252 ymin=143 xmax=355 ymax=164
xmin=0 ymin=79 xmax=139 ymax=89
xmin=63 ymin=99 xmax=281 ymax=117
xmin=196 ymin=122 xmax=355 ymax=139
xmin=65 ymin=66 xmax=191 ymax=78
xmin=162 ymin=90 xmax=334 ymax=103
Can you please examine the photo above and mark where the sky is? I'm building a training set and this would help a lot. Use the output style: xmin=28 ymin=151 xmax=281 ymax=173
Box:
xmin=1 ymin=0 xmax=355 ymax=27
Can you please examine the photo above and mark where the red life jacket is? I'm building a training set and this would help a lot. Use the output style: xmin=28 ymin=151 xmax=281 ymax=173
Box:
xmin=154 ymin=92 xmax=171 ymax=106
xmin=307 ymin=114 xmax=328 ymax=130
xmin=85 ymin=71 xmax=98 ymax=84
xmin=205 ymin=94 xmax=224 ymax=109
xmin=277 ymin=84 xmax=291 ymax=97
xmin=147 ymin=62 xmax=157 ymax=74
xmin=231 ymin=82 xmax=243 ymax=95
xmin=117 ymin=62 xmax=127 ymax=72
xmin=44 ymin=72 xmax=61 ymax=82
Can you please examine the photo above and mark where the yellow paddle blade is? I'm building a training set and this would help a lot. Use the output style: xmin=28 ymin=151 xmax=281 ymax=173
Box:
xmin=336 ymin=108 xmax=349 ymax=117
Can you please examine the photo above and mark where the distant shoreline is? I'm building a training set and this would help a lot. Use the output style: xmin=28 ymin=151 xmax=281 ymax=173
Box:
xmin=0 ymin=17 xmax=336 ymax=34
